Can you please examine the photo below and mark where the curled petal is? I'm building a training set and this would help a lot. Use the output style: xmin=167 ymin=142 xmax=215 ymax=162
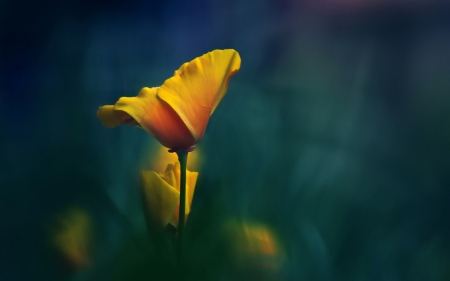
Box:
xmin=97 ymin=88 xmax=151 ymax=129
xmin=141 ymin=170 xmax=179 ymax=228
xmin=97 ymin=87 xmax=195 ymax=149
xmin=161 ymin=168 xmax=176 ymax=188
xmin=97 ymin=105 xmax=138 ymax=127
xmin=158 ymin=49 xmax=241 ymax=141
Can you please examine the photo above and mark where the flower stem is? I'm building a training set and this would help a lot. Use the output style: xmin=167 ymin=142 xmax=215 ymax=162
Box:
xmin=176 ymin=150 xmax=188 ymax=275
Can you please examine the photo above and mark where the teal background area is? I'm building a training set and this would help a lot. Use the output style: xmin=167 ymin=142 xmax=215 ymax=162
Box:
xmin=1 ymin=0 xmax=450 ymax=280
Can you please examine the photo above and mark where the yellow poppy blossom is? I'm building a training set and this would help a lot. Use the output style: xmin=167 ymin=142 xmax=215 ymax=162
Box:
xmin=141 ymin=161 xmax=198 ymax=229
xmin=97 ymin=49 xmax=241 ymax=150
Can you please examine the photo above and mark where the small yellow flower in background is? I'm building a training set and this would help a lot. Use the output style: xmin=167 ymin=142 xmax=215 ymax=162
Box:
xmin=223 ymin=219 xmax=285 ymax=272
xmin=51 ymin=208 xmax=92 ymax=272
xmin=97 ymin=49 xmax=241 ymax=150
xmin=141 ymin=161 xmax=198 ymax=230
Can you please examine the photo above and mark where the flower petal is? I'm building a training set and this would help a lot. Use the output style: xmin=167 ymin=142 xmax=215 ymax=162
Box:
xmin=171 ymin=161 xmax=181 ymax=192
xmin=140 ymin=170 xmax=180 ymax=228
xmin=186 ymin=171 xmax=198 ymax=211
xmin=139 ymin=88 xmax=195 ymax=149
xmin=97 ymin=88 xmax=150 ymax=129
xmin=113 ymin=87 xmax=157 ymax=127
xmin=97 ymin=105 xmax=138 ymax=127
xmin=98 ymin=87 xmax=195 ymax=149
xmin=158 ymin=49 xmax=241 ymax=141
xmin=161 ymin=168 xmax=176 ymax=188
xmin=168 ymin=164 xmax=198 ymax=228
xmin=164 ymin=163 xmax=174 ymax=173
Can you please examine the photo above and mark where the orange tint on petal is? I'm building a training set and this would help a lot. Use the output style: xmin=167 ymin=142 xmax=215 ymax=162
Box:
xmin=138 ymin=88 xmax=195 ymax=149
xmin=98 ymin=87 xmax=195 ymax=149
xmin=158 ymin=49 xmax=241 ymax=141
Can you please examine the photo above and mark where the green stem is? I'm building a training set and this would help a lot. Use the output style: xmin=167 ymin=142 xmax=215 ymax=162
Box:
xmin=176 ymin=150 xmax=188 ymax=274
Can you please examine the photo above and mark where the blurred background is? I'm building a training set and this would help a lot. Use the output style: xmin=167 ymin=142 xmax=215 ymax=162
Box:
xmin=1 ymin=0 xmax=450 ymax=280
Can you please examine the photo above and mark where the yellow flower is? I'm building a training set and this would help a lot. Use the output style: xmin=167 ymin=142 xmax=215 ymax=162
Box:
xmin=97 ymin=49 xmax=241 ymax=150
xmin=141 ymin=161 xmax=198 ymax=229
xmin=222 ymin=219 xmax=285 ymax=271
xmin=51 ymin=208 xmax=92 ymax=272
